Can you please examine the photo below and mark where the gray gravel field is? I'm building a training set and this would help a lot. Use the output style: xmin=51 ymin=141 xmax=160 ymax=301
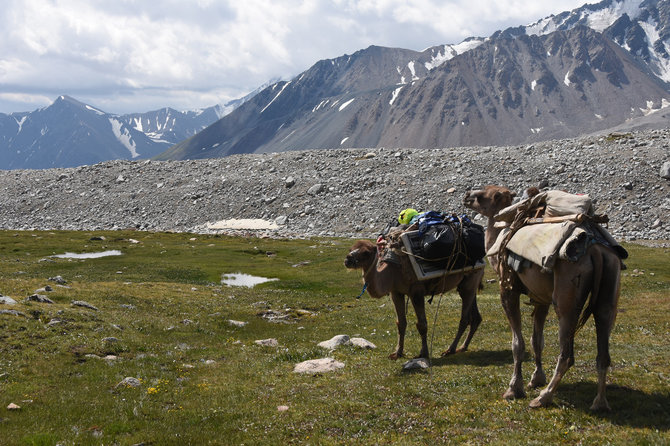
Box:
xmin=1 ymin=129 xmax=669 ymax=243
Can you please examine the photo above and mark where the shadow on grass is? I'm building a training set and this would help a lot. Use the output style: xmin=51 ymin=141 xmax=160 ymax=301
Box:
xmin=558 ymin=382 xmax=670 ymax=430
xmin=429 ymin=349 xmax=514 ymax=367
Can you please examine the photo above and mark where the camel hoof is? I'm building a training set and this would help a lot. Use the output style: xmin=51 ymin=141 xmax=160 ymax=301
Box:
xmin=590 ymin=397 xmax=611 ymax=412
xmin=503 ymin=388 xmax=525 ymax=400
xmin=441 ymin=349 xmax=455 ymax=357
xmin=529 ymin=392 xmax=552 ymax=409
xmin=388 ymin=352 xmax=403 ymax=360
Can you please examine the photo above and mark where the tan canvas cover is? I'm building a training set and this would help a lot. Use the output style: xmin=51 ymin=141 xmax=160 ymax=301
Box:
xmin=544 ymin=190 xmax=594 ymax=217
xmin=488 ymin=221 xmax=578 ymax=271
xmin=494 ymin=190 xmax=594 ymax=223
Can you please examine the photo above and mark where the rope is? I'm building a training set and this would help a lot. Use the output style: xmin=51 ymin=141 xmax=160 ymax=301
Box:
xmin=427 ymin=292 xmax=445 ymax=377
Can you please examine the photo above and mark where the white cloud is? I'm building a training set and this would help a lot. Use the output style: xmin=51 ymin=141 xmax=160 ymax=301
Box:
xmin=0 ymin=0 xmax=586 ymax=114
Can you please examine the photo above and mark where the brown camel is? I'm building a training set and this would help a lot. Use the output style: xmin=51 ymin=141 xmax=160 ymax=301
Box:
xmin=344 ymin=239 xmax=484 ymax=360
xmin=463 ymin=185 xmax=622 ymax=411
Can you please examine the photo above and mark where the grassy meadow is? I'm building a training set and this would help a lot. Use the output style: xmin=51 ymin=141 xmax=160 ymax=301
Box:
xmin=0 ymin=230 xmax=668 ymax=445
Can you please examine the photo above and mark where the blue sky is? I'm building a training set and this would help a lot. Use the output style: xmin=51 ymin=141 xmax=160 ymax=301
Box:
xmin=0 ymin=0 xmax=588 ymax=114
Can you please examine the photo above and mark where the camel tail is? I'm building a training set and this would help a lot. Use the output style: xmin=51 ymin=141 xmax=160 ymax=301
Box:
xmin=577 ymin=246 xmax=604 ymax=331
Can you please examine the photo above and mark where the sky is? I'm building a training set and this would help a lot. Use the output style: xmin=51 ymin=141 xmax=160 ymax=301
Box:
xmin=0 ymin=0 xmax=590 ymax=115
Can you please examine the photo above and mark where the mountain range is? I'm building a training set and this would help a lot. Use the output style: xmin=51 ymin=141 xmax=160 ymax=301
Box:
xmin=161 ymin=0 xmax=670 ymax=160
xmin=2 ymin=0 xmax=670 ymax=169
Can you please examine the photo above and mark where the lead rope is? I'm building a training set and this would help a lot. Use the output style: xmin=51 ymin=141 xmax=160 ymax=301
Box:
xmin=428 ymin=292 xmax=445 ymax=378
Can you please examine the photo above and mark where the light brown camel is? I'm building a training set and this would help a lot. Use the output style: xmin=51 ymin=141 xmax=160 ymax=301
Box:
xmin=344 ymin=239 xmax=484 ymax=360
xmin=463 ymin=185 xmax=622 ymax=411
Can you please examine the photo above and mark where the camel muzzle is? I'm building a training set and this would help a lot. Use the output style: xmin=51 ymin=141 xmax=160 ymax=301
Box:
xmin=344 ymin=249 xmax=361 ymax=268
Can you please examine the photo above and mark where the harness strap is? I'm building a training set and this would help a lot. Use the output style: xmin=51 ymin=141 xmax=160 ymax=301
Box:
xmin=355 ymin=283 xmax=368 ymax=299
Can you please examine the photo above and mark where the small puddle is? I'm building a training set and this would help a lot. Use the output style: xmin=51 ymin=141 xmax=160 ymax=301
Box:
xmin=53 ymin=250 xmax=123 ymax=259
xmin=221 ymin=273 xmax=278 ymax=288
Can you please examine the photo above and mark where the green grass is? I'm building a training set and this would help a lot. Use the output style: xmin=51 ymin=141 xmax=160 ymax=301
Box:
xmin=0 ymin=230 xmax=668 ymax=445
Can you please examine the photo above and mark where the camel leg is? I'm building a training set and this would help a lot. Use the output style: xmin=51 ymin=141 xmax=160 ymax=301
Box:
xmin=590 ymin=310 xmax=614 ymax=411
xmin=409 ymin=293 xmax=429 ymax=359
xmin=442 ymin=273 xmax=482 ymax=356
xmin=501 ymin=288 xmax=526 ymax=400
xmin=528 ymin=303 xmax=550 ymax=389
xmin=590 ymin=268 xmax=620 ymax=412
xmin=530 ymin=283 xmax=580 ymax=408
xmin=389 ymin=292 xmax=407 ymax=360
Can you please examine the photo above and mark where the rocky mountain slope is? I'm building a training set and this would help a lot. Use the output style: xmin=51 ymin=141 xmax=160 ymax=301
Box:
xmin=0 ymin=96 xmax=236 ymax=169
xmin=160 ymin=0 xmax=670 ymax=161
xmin=1 ymin=129 xmax=668 ymax=243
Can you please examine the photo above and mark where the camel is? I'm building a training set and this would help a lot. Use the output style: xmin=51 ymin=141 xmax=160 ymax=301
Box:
xmin=344 ymin=239 xmax=484 ymax=360
xmin=463 ymin=185 xmax=622 ymax=411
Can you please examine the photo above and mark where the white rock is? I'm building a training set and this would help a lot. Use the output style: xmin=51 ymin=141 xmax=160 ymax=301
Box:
xmin=7 ymin=403 xmax=20 ymax=410
xmin=255 ymin=338 xmax=279 ymax=347
xmin=0 ymin=295 xmax=17 ymax=305
xmin=294 ymin=358 xmax=345 ymax=374
xmin=317 ymin=334 xmax=350 ymax=350
xmin=402 ymin=358 xmax=430 ymax=371
xmin=116 ymin=377 xmax=141 ymax=388
xmin=350 ymin=337 xmax=376 ymax=349
xmin=660 ymin=161 xmax=670 ymax=179
xmin=228 ymin=320 xmax=247 ymax=327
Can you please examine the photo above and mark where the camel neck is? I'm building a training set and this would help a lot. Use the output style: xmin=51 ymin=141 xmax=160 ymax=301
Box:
xmin=485 ymin=218 xmax=502 ymax=252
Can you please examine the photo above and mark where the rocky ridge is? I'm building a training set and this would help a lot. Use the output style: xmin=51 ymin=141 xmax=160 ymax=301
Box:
xmin=0 ymin=129 xmax=669 ymax=243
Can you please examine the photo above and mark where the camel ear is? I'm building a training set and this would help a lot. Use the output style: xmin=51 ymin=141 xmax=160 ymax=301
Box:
xmin=510 ymin=191 xmax=517 ymax=198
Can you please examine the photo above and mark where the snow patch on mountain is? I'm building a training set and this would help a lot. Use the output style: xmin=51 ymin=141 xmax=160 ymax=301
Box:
xmin=526 ymin=0 xmax=643 ymax=35
xmin=390 ymin=86 xmax=404 ymax=105
xmin=424 ymin=39 xmax=485 ymax=71
xmin=15 ymin=116 xmax=27 ymax=132
xmin=109 ymin=118 xmax=139 ymax=158
xmin=85 ymin=105 xmax=105 ymax=116
xmin=407 ymin=61 xmax=419 ymax=80
xmin=261 ymin=81 xmax=291 ymax=113
xmin=339 ymin=98 xmax=355 ymax=111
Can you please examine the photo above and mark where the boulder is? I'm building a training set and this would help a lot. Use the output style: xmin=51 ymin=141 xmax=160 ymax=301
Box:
xmin=350 ymin=337 xmax=376 ymax=349
xmin=255 ymin=338 xmax=279 ymax=347
xmin=0 ymin=295 xmax=17 ymax=305
xmin=661 ymin=161 xmax=670 ymax=179
xmin=318 ymin=334 xmax=350 ymax=350
xmin=403 ymin=358 xmax=430 ymax=371
xmin=116 ymin=377 xmax=141 ymax=388
xmin=293 ymin=358 xmax=345 ymax=374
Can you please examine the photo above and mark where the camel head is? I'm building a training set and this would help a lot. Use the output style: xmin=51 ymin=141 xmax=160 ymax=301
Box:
xmin=463 ymin=185 xmax=516 ymax=218
xmin=344 ymin=240 xmax=376 ymax=270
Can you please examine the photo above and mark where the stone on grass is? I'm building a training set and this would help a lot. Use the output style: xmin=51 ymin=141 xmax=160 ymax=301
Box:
xmin=48 ymin=276 xmax=67 ymax=284
xmin=0 ymin=309 xmax=27 ymax=317
xmin=116 ymin=377 xmax=141 ymax=388
xmin=7 ymin=403 xmax=20 ymax=410
xmin=228 ymin=320 xmax=247 ymax=327
xmin=294 ymin=358 xmax=345 ymax=374
xmin=26 ymin=294 xmax=54 ymax=304
xmin=350 ymin=337 xmax=376 ymax=349
xmin=403 ymin=358 xmax=430 ymax=371
xmin=318 ymin=334 xmax=350 ymax=350
xmin=255 ymin=338 xmax=279 ymax=347
xmin=72 ymin=300 xmax=98 ymax=311
xmin=46 ymin=318 xmax=63 ymax=327
xmin=0 ymin=295 xmax=17 ymax=305
xmin=277 ymin=405 xmax=290 ymax=412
